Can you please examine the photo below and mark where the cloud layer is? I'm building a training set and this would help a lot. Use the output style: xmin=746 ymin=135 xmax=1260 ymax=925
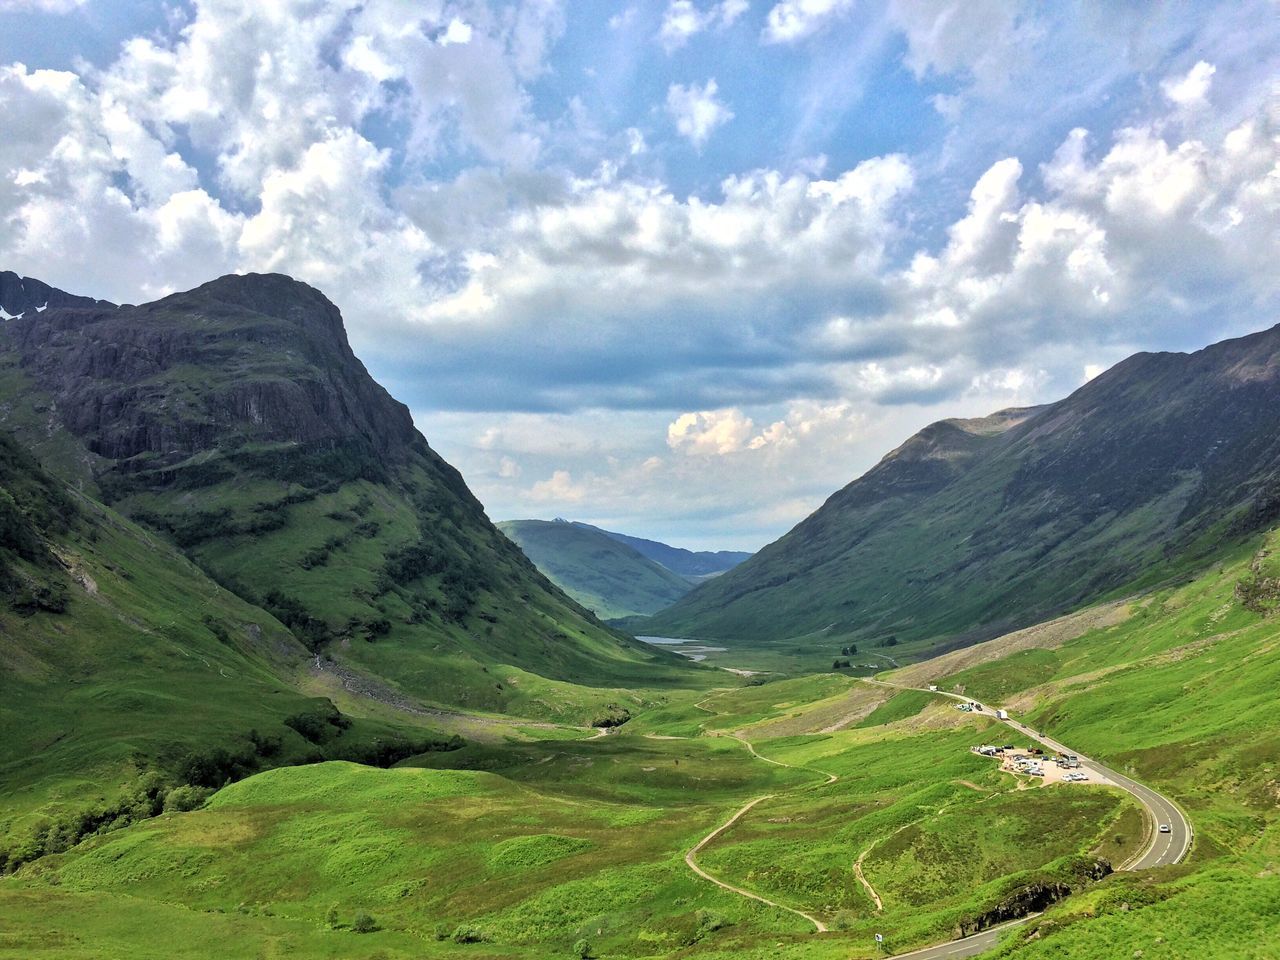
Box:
xmin=0 ymin=0 xmax=1276 ymax=548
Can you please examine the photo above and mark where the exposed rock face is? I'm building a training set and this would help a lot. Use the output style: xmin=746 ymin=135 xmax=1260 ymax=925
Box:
xmin=0 ymin=273 xmax=419 ymax=468
xmin=0 ymin=271 xmax=114 ymax=316
xmin=956 ymin=858 xmax=1114 ymax=938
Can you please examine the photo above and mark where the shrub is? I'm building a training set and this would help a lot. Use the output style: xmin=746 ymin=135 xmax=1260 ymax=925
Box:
xmin=163 ymin=785 xmax=210 ymax=813
xmin=283 ymin=700 xmax=351 ymax=744
xmin=573 ymin=938 xmax=592 ymax=958
xmin=324 ymin=904 xmax=340 ymax=929
xmin=452 ymin=924 xmax=485 ymax=943
xmin=350 ymin=912 xmax=378 ymax=934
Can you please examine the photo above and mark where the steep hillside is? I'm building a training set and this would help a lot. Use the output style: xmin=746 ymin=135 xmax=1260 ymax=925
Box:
xmin=573 ymin=523 xmax=753 ymax=579
xmin=499 ymin=519 xmax=693 ymax=619
xmin=647 ymin=325 xmax=1280 ymax=657
xmin=0 ymin=272 xmax=691 ymax=719
xmin=0 ymin=429 xmax=465 ymax=870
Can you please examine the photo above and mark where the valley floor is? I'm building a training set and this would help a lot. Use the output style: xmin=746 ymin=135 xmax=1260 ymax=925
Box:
xmin=4 ymin=533 xmax=1280 ymax=960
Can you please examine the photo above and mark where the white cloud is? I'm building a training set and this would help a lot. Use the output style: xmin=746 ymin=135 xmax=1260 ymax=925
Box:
xmin=0 ymin=0 xmax=85 ymax=10
xmin=1162 ymin=60 xmax=1216 ymax=108
xmin=659 ymin=0 xmax=750 ymax=52
xmin=668 ymin=408 xmax=757 ymax=455
xmin=438 ymin=18 xmax=474 ymax=46
xmin=887 ymin=0 xmax=1034 ymax=90
xmin=666 ymin=78 xmax=734 ymax=149
xmin=763 ymin=0 xmax=854 ymax=44
xmin=528 ymin=469 xmax=587 ymax=503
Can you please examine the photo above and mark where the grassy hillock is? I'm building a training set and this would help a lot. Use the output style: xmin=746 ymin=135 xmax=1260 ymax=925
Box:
xmin=499 ymin=519 xmax=694 ymax=619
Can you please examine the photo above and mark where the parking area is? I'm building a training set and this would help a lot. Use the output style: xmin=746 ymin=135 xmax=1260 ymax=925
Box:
xmin=971 ymin=744 xmax=1116 ymax=786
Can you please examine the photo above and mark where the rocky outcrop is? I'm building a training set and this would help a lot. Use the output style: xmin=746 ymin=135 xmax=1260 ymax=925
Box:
xmin=0 ymin=273 xmax=421 ymax=473
xmin=0 ymin=271 xmax=114 ymax=317
xmin=956 ymin=858 xmax=1114 ymax=938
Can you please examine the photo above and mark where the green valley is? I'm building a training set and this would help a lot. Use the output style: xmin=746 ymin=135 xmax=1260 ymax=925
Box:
xmin=2 ymin=273 xmax=1278 ymax=960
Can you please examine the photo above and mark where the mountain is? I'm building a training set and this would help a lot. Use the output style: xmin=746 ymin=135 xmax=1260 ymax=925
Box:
xmin=572 ymin=522 xmax=753 ymax=580
xmin=0 ymin=271 xmax=691 ymax=722
xmin=0 ymin=426 xmax=475 ymax=871
xmin=645 ymin=324 xmax=1280 ymax=659
xmin=498 ymin=519 xmax=694 ymax=619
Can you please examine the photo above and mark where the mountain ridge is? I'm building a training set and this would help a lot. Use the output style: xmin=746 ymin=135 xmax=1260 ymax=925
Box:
xmin=570 ymin=521 xmax=753 ymax=579
xmin=644 ymin=322 xmax=1280 ymax=659
xmin=498 ymin=519 xmax=694 ymax=619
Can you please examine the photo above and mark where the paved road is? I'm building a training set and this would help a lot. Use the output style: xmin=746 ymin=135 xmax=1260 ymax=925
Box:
xmin=861 ymin=679 xmax=1192 ymax=958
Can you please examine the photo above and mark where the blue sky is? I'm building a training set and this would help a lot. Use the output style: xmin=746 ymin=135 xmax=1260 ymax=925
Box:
xmin=1 ymin=0 xmax=1277 ymax=549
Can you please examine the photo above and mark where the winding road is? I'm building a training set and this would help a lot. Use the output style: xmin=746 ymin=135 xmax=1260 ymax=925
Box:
xmin=862 ymin=679 xmax=1193 ymax=958
xmin=681 ymin=679 xmax=1192 ymax=958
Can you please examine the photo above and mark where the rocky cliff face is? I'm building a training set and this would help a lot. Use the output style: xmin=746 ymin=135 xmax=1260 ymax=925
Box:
xmin=1 ymin=273 xmax=419 ymax=469
xmin=0 ymin=271 xmax=113 ymax=316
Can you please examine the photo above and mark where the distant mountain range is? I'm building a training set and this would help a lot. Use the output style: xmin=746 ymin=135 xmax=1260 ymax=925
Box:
xmin=498 ymin=520 xmax=694 ymax=619
xmin=571 ymin=522 xmax=753 ymax=579
xmin=645 ymin=323 xmax=1280 ymax=660
xmin=498 ymin=519 xmax=751 ymax=620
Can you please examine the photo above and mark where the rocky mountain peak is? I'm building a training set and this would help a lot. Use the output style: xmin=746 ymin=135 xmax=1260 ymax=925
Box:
xmin=159 ymin=273 xmax=354 ymax=355
xmin=0 ymin=271 xmax=114 ymax=318
xmin=0 ymin=271 xmax=420 ymax=472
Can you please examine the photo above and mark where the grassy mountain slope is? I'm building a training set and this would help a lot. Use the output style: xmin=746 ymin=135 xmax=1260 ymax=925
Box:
xmin=499 ymin=519 xmax=694 ymax=618
xmin=647 ymin=325 xmax=1280 ymax=659
xmin=909 ymin=529 xmax=1280 ymax=959
xmin=573 ymin=522 xmax=753 ymax=579
xmin=0 ymin=430 xmax=462 ymax=870
xmin=0 ymin=272 xmax=692 ymax=719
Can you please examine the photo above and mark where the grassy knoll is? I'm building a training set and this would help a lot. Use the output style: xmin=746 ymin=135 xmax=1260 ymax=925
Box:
xmin=0 ymin=750 xmax=820 ymax=959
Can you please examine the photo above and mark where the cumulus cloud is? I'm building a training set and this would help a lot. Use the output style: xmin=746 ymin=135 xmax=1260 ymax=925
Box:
xmin=665 ymin=78 xmax=734 ymax=148
xmin=1162 ymin=60 xmax=1216 ymax=108
xmin=668 ymin=408 xmax=757 ymax=455
xmin=763 ymin=0 xmax=855 ymax=44
xmin=528 ymin=469 xmax=587 ymax=502
xmin=659 ymin=0 xmax=749 ymax=52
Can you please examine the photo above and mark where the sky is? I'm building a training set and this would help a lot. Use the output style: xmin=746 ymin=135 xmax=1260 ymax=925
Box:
xmin=0 ymin=1 xmax=1277 ymax=550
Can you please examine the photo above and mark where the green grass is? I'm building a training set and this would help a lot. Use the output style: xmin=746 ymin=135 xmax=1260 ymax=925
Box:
xmin=854 ymin=689 xmax=933 ymax=728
